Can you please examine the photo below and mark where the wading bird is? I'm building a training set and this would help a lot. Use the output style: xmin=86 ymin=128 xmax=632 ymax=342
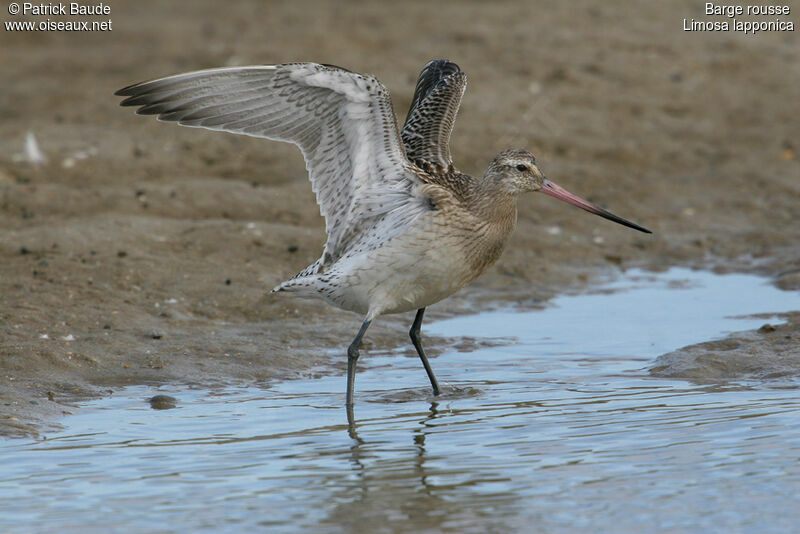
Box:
xmin=116 ymin=60 xmax=650 ymax=415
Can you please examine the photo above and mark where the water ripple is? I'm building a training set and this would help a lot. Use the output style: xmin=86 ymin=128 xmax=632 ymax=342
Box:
xmin=2 ymin=268 xmax=800 ymax=533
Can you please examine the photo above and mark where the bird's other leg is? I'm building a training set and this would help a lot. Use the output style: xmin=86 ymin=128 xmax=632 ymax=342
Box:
xmin=346 ymin=318 xmax=372 ymax=409
xmin=410 ymin=308 xmax=441 ymax=396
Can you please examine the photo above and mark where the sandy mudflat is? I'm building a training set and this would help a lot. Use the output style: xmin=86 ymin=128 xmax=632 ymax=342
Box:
xmin=1 ymin=0 xmax=798 ymax=435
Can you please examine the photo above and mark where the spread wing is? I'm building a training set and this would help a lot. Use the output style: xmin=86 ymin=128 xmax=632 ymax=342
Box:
xmin=401 ymin=59 xmax=467 ymax=169
xmin=116 ymin=63 xmax=425 ymax=266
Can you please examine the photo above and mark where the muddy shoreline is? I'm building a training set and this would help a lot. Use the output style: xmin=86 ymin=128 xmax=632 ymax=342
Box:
xmin=2 ymin=0 xmax=798 ymax=436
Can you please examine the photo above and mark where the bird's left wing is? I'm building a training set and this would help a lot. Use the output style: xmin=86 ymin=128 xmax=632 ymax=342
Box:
xmin=401 ymin=59 xmax=467 ymax=170
xmin=116 ymin=63 xmax=425 ymax=265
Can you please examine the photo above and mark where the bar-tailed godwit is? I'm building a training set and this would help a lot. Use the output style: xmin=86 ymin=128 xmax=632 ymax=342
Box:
xmin=117 ymin=60 xmax=651 ymax=412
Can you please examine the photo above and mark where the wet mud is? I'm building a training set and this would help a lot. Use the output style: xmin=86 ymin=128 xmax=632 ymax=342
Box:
xmin=1 ymin=0 xmax=798 ymax=435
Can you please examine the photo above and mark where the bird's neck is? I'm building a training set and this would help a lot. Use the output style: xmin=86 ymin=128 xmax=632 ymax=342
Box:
xmin=456 ymin=182 xmax=518 ymax=279
xmin=470 ymin=179 xmax=518 ymax=233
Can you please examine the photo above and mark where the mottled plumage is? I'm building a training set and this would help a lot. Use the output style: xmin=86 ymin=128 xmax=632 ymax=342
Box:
xmin=117 ymin=64 xmax=421 ymax=272
xmin=117 ymin=60 xmax=650 ymax=417
xmin=402 ymin=59 xmax=466 ymax=171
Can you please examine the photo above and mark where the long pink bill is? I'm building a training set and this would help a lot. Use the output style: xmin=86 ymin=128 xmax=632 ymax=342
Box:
xmin=540 ymin=179 xmax=652 ymax=234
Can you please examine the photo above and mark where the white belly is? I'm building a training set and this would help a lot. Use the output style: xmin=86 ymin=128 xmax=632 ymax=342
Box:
xmin=286 ymin=203 xmax=512 ymax=320
xmin=318 ymin=223 xmax=479 ymax=318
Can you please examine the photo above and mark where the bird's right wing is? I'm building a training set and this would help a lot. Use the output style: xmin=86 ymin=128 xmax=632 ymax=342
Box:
xmin=401 ymin=59 xmax=467 ymax=170
xmin=116 ymin=63 xmax=425 ymax=265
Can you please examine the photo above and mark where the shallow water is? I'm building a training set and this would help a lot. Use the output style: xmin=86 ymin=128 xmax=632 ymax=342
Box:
xmin=3 ymin=268 xmax=800 ymax=533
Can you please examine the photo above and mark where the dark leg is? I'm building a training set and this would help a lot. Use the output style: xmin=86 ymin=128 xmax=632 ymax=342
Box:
xmin=346 ymin=318 xmax=372 ymax=408
xmin=410 ymin=308 xmax=440 ymax=396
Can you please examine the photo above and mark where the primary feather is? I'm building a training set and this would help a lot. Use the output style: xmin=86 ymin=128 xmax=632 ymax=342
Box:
xmin=117 ymin=63 xmax=427 ymax=270
xmin=401 ymin=59 xmax=467 ymax=170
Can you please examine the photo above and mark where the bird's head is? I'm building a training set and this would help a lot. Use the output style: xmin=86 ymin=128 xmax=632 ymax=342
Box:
xmin=485 ymin=149 xmax=545 ymax=194
xmin=485 ymin=149 xmax=651 ymax=233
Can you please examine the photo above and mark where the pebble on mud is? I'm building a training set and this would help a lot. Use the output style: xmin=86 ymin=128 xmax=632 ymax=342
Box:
xmin=148 ymin=395 xmax=178 ymax=410
xmin=759 ymin=323 xmax=777 ymax=333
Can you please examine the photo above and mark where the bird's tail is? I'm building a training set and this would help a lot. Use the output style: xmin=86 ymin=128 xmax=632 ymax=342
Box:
xmin=271 ymin=275 xmax=318 ymax=294
xmin=272 ymin=259 xmax=323 ymax=293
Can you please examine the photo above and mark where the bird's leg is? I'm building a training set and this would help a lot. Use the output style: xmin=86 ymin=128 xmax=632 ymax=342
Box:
xmin=410 ymin=308 xmax=441 ymax=396
xmin=346 ymin=318 xmax=372 ymax=408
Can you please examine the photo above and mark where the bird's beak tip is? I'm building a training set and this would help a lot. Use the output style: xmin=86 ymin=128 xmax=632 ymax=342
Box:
xmin=539 ymin=179 xmax=651 ymax=234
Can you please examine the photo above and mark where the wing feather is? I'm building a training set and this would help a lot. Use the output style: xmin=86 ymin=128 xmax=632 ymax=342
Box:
xmin=117 ymin=63 xmax=425 ymax=267
xmin=401 ymin=59 xmax=467 ymax=169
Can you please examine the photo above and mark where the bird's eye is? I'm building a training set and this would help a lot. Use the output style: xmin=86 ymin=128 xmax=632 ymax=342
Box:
xmin=516 ymin=164 xmax=528 ymax=172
